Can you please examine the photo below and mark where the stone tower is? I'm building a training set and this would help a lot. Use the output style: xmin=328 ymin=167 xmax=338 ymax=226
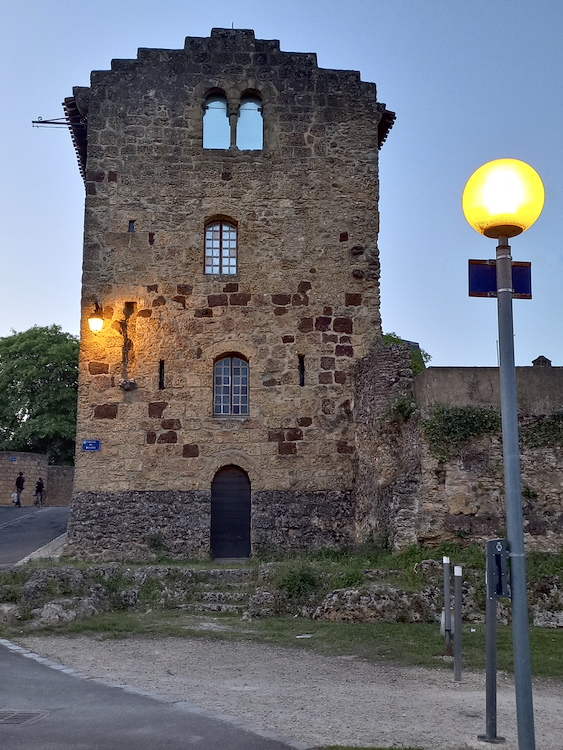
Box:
xmin=64 ymin=29 xmax=395 ymax=560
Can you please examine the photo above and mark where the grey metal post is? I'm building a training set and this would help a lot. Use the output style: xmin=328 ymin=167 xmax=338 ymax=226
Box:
xmin=496 ymin=238 xmax=535 ymax=750
xmin=454 ymin=565 xmax=462 ymax=681
xmin=479 ymin=543 xmax=505 ymax=744
xmin=443 ymin=556 xmax=452 ymax=656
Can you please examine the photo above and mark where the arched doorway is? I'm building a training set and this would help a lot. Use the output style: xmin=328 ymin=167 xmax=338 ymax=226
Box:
xmin=210 ymin=465 xmax=251 ymax=558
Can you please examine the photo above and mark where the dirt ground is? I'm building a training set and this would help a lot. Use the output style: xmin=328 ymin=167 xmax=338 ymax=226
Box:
xmin=17 ymin=632 xmax=563 ymax=749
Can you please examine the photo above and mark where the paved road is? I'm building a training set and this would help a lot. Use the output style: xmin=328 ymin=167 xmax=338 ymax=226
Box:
xmin=0 ymin=508 xmax=69 ymax=565
xmin=0 ymin=642 xmax=296 ymax=750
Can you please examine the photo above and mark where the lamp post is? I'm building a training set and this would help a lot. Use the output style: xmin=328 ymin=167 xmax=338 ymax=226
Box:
xmin=462 ymin=158 xmax=544 ymax=750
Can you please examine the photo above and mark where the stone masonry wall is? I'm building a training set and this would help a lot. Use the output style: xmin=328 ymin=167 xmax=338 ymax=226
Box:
xmin=65 ymin=488 xmax=355 ymax=560
xmin=354 ymin=344 xmax=420 ymax=549
xmin=0 ymin=453 xmax=74 ymax=507
xmin=45 ymin=466 xmax=74 ymax=506
xmin=0 ymin=452 xmax=48 ymax=506
xmin=417 ymin=434 xmax=563 ymax=551
xmin=356 ymin=358 xmax=563 ymax=553
xmin=67 ymin=29 xmax=391 ymax=557
xmin=65 ymin=490 xmax=211 ymax=560
xmin=415 ymin=366 xmax=563 ymax=415
xmin=414 ymin=366 xmax=563 ymax=551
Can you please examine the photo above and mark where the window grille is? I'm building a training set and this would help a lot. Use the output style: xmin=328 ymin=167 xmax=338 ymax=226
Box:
xmin=205 ymin=221 xmax=237 ymax=275
xmin=214 ymin=356 xmax=249 ymax=415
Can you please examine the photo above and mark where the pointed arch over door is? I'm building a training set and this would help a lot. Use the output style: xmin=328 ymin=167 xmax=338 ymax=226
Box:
xmin=210 ymin=465 xmax=251 ymax=558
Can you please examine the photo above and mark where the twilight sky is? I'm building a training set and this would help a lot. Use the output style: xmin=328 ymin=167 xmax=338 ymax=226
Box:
xmin=1 ymin=0 xmax=562 ymax=367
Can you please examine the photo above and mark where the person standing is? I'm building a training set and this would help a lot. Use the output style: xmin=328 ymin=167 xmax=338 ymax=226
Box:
xmin=35 ymin=477 xmax=44 ymax=507
xmin=15 ymin=472 xmax=25 ymax=507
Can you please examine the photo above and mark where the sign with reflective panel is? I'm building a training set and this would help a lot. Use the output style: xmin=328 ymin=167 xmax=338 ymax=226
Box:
xmin=468 ymin=260 xmax=532 ymax=299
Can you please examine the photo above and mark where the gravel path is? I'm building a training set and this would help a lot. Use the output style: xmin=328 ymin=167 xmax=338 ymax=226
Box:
xmin=17 ymin=634 xmax=563 ymax=749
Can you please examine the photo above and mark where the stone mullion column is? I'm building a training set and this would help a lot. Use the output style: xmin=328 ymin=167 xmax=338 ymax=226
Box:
xmin=228 ymin=101 xmax=238 ymax=148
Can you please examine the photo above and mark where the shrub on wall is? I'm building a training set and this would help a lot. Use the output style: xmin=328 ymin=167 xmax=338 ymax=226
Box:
xmin=385 ymin=395 xmax=418 ymax=422
xmin=422 ymin=405 xmax=502 ymax=461
xmin=383 ymin=332 xmax=431 ymax=376
xmin=520 ymin=412 xmax=563 ymax=448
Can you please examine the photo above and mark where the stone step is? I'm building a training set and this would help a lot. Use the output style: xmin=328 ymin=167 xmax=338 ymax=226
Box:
xmin=197 ymin=591 xmax=249 ymax=603
xmin=196 ymin=581 xmax=255 ymax=593
xmin=181 ymin=602 xmax=246 ymax=614
xmin=198 ymin=568 xmax=256 ymax=583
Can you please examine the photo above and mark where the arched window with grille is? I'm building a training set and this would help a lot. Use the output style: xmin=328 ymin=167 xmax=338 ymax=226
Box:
xmin=214 ymin=356 xmax=249 ymax=416
xmin=203 ymin=94 xmax=230 ymax=149
xmin=205 ymin=220 xmax=237 ymax=275
xmin=236 ymin=95 xmax=263 ymax=150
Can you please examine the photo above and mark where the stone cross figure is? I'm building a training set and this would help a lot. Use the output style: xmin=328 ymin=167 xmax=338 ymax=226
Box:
xmin=15 ymin=472 xmax=25 ymax=507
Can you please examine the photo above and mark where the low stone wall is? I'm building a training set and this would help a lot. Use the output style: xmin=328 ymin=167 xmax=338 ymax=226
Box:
xmin=0 ymin=452 xmax=74 ymax=507
xmin=45 ymin=466 xmax=74 ymax=506
xmin=0 ymin=452 xmax=48 ymax=506
xmin=313 ymin=584 xmax=441 ymax=623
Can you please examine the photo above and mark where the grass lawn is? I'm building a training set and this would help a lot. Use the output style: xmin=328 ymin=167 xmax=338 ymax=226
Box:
xmin=11 ymin=608 xmax=563 ymax=680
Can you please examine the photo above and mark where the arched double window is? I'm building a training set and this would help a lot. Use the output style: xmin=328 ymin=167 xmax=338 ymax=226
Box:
xmin=205 ymin=220 xmax=237 ymax=275
xmin=214 ymin=356 xmax=249 ymax=416
xmin=202 ymin=92 xmax=263 ymax=150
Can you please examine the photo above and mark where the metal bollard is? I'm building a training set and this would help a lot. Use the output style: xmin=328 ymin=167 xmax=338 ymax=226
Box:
xmin=443 ymin=556 xmax=453 ymax=656
xmin=454 ymin=565 xmax=462 ymax=681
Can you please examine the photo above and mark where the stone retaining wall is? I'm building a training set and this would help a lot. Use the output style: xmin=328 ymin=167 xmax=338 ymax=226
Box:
xmin=416 ymin=436 xmax=563 ymax=551
xmin=0 ymin=453 xmax=73 ymax=507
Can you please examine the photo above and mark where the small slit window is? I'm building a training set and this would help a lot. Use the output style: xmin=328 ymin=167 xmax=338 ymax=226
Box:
xmin=298 ymin=355 xmax=305 ymax=387
xmin=236 ymin=96 xmax=263 ymax=150
xmin=203 ymin=95 xmax=230 ymax=149
xmin=214 ymin=356 xmax=249 ymax=416
xmin=205 ymin=221 xmax=237 ymax=275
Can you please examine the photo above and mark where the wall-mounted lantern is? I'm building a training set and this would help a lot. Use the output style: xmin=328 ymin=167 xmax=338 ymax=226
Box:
xmin=88 ymin=304 xmax=104 ymax=334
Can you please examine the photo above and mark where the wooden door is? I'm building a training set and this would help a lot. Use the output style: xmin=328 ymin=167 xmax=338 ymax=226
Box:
xmin=210 ymin=465 xmax=251 ymax=558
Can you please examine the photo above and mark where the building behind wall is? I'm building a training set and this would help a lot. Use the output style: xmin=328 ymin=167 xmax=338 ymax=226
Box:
xmin=63 ymin=29 xmax=395 ymax=560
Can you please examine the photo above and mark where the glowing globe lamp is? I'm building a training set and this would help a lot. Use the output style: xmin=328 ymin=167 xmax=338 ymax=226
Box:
xmin=462 ymin=158 xmax=544 ymax=239
xmin=88 ymin=312 xmax=104 ymax=334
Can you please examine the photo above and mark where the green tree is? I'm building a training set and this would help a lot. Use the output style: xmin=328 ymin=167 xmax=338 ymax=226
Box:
xmin=383 ymin=332 xmax=432 ymax=376
xmin=0 ymin=325 xmax=79 ymax=465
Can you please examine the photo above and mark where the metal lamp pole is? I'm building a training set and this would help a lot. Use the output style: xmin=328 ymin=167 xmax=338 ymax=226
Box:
xmin=495 ymin=237 xmax=535 ymax=750
xmin=462 ymin=158 xmax=544 ymax=750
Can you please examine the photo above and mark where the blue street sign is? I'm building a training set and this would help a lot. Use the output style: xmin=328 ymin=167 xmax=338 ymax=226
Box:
xmin=468 ymin=260 xmax=532 ymax=299
xmin=82 ymin=439 xmax=101 ymax=452
xmin=9 ymin=457 xmax=16 ymax=462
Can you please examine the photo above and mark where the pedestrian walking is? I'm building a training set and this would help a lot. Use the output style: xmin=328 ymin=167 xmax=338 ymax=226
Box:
xmin=35 ymin=477 xmax=44 ymax=507
xmin=15 ymin=472 xmax=25 ymax=507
